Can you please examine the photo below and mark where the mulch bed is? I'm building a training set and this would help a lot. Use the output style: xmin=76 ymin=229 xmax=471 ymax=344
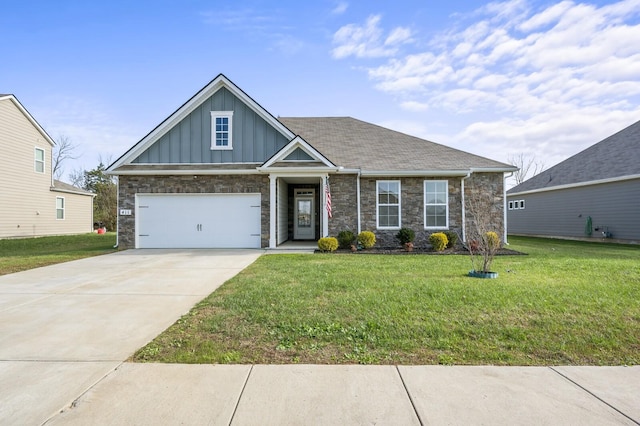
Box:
xmin=316 ymin=247 xmax=526 ymax=255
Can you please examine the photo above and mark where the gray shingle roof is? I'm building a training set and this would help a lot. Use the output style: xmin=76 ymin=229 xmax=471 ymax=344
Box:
xmin=278 ymin=117 xmax=515 ymax=172
xmin=508 ymin=119 xmax=640 ymax=194
xmin=51 ymin=180 xmax=94 ymax=196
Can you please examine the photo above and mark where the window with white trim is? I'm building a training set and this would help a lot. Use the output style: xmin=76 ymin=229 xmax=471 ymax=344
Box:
xmin=424 ymin=180 xmax=448 ymax=229
xmin=211 ymin=111 xmax=233 ymax=150
xmin=56 ymin=197 xmax=65 ymax=220
xmin=377 ymin=180 xmax=401 ymax=229
xmin=35 ymin=147 xmax=45 ymax=173
xmin=509 ymin=199 xmax=525 ymax=210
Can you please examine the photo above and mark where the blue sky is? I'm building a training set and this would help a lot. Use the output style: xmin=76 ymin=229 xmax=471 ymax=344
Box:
xmin=3 ymin=0 xmax=640 ymax=183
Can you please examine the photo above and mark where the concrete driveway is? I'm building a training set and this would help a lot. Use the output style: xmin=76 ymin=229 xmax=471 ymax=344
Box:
xmin=0 ymin=249 xmax=263 ymax=425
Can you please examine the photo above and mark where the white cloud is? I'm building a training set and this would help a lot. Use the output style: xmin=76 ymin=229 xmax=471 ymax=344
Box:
xmin=338 ymin=0 xmax=640 ymax=167
xmin=332 ymin=1 xmax=348 ymax=15
xmin=331 ymin=15 xmax=413 ymax=59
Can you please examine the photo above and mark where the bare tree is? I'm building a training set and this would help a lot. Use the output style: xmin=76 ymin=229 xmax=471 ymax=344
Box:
xmin=52 ymin=135 xmax=79 ymax=180
xmin=508 ymin=153 xmax=545 ymax=185
xmin=465 ymin=182 xmax=502 ymax=274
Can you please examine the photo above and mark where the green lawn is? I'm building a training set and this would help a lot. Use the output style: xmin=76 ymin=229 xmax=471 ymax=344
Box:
xmin=134 ymin=236 xmax=640 ymax=366
xmin=0 ymin=233 xmax=118 ymax=276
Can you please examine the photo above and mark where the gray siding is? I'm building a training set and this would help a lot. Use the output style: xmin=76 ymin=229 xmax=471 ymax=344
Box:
xmin=507 ymin=178 xmax=640 ymax=241
xmin=133 ymin=87 xmax=290 ymax=164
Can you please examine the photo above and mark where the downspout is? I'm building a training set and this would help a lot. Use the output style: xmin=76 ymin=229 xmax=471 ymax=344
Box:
xmin=460 ymin=171 xmax=471 ymax=243
xmin=113 ymin=177 xmax=119 ymax=248
xmin=503 ymin=172 xmax=514 ymax=245
xmin=356 ymin=170 xmax=362 ymax=234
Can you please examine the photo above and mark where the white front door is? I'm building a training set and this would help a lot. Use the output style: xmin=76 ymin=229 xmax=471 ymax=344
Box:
xmin=294 ymin=189 xmax=315 ymax=240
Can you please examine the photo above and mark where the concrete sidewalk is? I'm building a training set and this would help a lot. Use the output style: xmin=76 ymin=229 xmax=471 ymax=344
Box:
xmin=45 ymin=364 xmax=639 ymax=425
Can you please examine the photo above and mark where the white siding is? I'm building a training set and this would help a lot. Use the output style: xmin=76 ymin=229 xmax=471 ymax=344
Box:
xmin=0 ymin=98 xmax=93 ymax=238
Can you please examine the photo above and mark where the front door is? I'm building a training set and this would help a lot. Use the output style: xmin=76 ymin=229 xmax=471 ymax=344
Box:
xmin=294 ymin=189 xmax=315 ymax=240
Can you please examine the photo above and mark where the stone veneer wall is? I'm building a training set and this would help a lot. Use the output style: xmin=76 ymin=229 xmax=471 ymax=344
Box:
xmin=464 ymin=172 xmax=505 ymax=240
xmin=359 ymin=177 xmax=464 ymax=248
xmin=327 ymin=174 xmax=359 ymax=237
xmin=117 ymin=174 xmax=270 ymax=249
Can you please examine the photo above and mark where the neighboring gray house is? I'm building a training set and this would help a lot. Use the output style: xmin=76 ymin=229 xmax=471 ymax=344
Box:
xmin=107 ymin=74 xmax=516 ymax=249
xmin=507 ymin=119 xmax=640 ymax=242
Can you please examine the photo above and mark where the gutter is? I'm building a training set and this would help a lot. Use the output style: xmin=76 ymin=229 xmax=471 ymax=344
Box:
xmin=356 ymin=170 xmax=362 ymax=234
xmin=113 ymin=178 xmax=119 ymax=249
xmin=503 ymin=172 xmax=514 ymax=245
xmin=460 ymin=172 xmax=471 ymax=243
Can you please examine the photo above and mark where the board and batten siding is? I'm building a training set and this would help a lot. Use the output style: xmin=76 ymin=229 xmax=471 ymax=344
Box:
xmin=133 ymin=87 xmax=290 ymax=164
xmin=507 ymin=178 xmax=640 ymax=241
xmin=0 ymin=98 xmax=93 ymax=238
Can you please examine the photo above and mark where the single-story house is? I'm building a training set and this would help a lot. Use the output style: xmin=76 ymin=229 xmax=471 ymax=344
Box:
xmin=0 ymin=94 xmax=94 ymax=238
xmin=507 ymin=119 xmax=640 ymax=242
xmin=107 ymin=74 xmax=517 ymax=249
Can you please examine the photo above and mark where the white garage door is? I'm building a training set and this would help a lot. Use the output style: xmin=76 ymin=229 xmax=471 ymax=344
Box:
xmin=136 ymin=193 xmax=261 ymax=248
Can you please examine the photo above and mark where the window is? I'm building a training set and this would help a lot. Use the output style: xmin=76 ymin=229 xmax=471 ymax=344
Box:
xmin=56 ymin=197 xmax=65 ymax=220
xmin=377 ymin=181 xmax=401 ymax=228
xmin=425 ymin=180 xmax=448 ymax=229
xmin=35 ymin=148 xmax=45 ymax=173
xmin=211 ymin=111 xmax=233 ymax=150
xmin=509 ymin=199 xmax=525 ymax=210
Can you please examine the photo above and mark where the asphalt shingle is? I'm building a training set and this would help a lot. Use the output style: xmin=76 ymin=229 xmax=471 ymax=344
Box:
xmin=278 ymin=117 xmax=515 ymax=172
xmin=509 ymin=119 xmax=640 ymax=193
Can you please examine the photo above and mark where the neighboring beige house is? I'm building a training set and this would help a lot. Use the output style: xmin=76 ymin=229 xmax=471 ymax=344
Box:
xmin=0 ymin=94 xmax=94 ymax=238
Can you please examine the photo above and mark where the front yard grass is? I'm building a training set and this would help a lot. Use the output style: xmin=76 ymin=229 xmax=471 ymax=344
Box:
xmin=133 ymin=236 xmax=640 ymax=365
xmin=0 ymin=233 xmax=118 ymax=276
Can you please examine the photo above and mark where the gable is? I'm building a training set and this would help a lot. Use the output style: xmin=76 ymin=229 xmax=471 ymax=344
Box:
xmin=283 ymin=147 xmax=315 ymax=161
xmin=108 ymin=74 xmax=296 ymax=172
xmin=132 ymin=87 xmax=290 ymax=164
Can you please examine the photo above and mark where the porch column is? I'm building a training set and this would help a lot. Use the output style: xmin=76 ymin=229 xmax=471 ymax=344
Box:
xmin=269 ymin=175 xmax=277 ymax=248
xmin=322 ymin=174 xmax=329 ymax=238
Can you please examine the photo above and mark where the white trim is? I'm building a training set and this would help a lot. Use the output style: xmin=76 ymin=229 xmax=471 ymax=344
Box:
xmin=376 ymin=180 xmax=401 ymax=229
xmin=210 ymin=111 xmax=233 ymax=150
xmin=35 ymin=147 xmax=45 ymax=173
xmin=261 ymin=136 xmax=335 ymax=169
xmin=508 ymin=174 xmax=640 ymax=196
xmin=356 ymin=171 xmax=362 ymax=234
xmin=424 ymin=180 xmax=449 ymax=230
xmin=461 ymin=173 xmax=470 ymax=242
xmin=50 ymin=187 xmax=95 ymax=197
xmin=107 ymin=74 xmax=295 ymax=171
xmin=363 ymin=169 xmax=470 ymax=177
xmin=269 ymin=175 xmax=277 ymax=248
xmin=56 ymin=196 xmax=65 ymax=220
xmin=110 ymin=169 xmax=261 ymax=176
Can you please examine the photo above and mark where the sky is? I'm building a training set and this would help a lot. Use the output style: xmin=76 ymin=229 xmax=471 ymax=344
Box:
xmin=2 ymin=0 xmax=640 ymax=185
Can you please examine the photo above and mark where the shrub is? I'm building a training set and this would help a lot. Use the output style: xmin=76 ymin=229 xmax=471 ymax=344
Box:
xmin=317 ymin=237 xmax=339 ymax=252
xmin=429 ymin=232 xmax=448 ymax=252
xmin=395 ymin=228 xmax=415 ymax=245
xmin=357 ymin=231 xmax=376 ymax=249
xmin=337 ymin=230 xmax=356 ymax=249
xmin=443 ymin=230 xmax=458 ymax=248
xmin=484 ymin=231 xmax=500 ymax=250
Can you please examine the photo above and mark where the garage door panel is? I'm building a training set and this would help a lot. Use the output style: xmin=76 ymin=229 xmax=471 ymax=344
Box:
xmin=136 ymin=194 xmax=261 ymax=249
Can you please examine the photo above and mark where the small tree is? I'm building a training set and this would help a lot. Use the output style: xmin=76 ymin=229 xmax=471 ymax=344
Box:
xmin=72 ymin=162 xmax=117 ymax=231
xmin=508 ymin=153 xmax=545 ymax=185
xmin=465 ymin=183 xmax=502 ymax=273
xmin=52 ymin=135 xmax=79 ymax=180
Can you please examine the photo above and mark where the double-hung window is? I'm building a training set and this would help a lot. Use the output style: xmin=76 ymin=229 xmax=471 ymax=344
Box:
xmin=425 ymin=180 xmax=448 ymax=229
xmin=377 ymin=180 xmax=401 ymax=229
xmin=35 ymin=148 xmax=45 ymax=173
xmin=56 ymin=197 xmax=65 ymax=220
xmin=211 ymin=111 xmax=233 ymax=150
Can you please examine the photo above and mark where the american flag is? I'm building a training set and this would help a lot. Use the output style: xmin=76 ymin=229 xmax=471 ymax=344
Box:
xmin=325 ymin=177 xmax=332 ymax=218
